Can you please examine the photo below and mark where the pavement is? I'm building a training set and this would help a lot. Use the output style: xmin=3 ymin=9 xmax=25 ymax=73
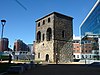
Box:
xmin=1 ymin=61 xmax=100 ymax=75
xmin=21 ymin=64 xmax=100 ymax=75
xmin=41 ymin=61 xmax=85 ymax=64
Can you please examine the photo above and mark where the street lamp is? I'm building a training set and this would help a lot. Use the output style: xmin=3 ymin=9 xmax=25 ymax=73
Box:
xmin=1 ymin=19 xmax=6 ymax=38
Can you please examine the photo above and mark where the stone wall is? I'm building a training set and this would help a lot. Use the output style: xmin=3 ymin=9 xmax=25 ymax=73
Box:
xmin=35 ymin=14 xmax=55 ymax=62
xmin=54 ymin=13 xmax=73 ymax=62
xmin=35 ymin=41 xmax=54 ymax=62
xmin=35 ymin=12 xmax=73 ymax=63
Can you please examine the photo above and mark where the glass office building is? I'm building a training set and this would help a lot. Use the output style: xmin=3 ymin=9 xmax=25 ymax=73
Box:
xmin=80 ymin=0 xmax=100 ymax=38
xmin=80 ymin=0 xmax=100 ymax=60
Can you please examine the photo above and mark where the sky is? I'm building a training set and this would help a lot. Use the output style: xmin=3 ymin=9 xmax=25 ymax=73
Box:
xmin=0 ymin=0 xmax=97 ymax=49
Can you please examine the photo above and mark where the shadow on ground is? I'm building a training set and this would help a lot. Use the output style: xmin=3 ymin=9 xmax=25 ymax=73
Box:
xmin=5 ymin=64 xmax=100 ymax=75
xmin=23 ymin=64 xmax=100 ymax=75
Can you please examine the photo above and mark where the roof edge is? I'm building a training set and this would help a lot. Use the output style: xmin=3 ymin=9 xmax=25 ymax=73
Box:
xmin=35 ymin=12 xmax=73 ymax=22
xmin=80 ymin=0 xmax=100 ymax=28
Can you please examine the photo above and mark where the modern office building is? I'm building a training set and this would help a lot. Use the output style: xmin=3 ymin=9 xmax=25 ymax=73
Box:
xmin=80 ymin=0 xmax=100 ymax=59
xmin=80 ymin=0 xmax=100 ymax=38
xmin=35 ymin=12 xmax=73 ymax=62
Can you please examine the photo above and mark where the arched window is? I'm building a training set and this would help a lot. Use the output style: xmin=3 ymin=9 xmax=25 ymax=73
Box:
xmin=43 ymin=20 xmax=45 ymax=25
xmin=62 ymin=30 xmax=65 ymax=38
xmin=37 ymin=31 xmax=41 ymax=42
xmin=46 ymin=28 xmax=52 ymax=41
xmin=42 ymin=34 xmax=45 ymax=41
xmin=38 ymin=53 xmax=40 ymax=58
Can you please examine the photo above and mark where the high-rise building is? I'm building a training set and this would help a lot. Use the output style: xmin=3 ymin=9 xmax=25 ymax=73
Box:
xmin=80 ymin=0 xmax=100 ymax=59
xmin=80 ymin=0 xmax=100 ymax=38
xmin=0 ymin=38 xmax=9 ymax=52
xmin=35 ymin=12 xmax=73 ymax=62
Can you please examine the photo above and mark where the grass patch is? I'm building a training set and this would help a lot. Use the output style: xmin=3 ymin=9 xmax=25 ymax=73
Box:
xmin=13 ymin=60 xmax=33 ymax=63
xmin=34 ymin=60 xmax=45 ymax=64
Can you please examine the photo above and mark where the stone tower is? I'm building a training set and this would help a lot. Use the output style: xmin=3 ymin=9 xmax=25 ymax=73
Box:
xmin=35 ymin=12 xmax=73 ymax=63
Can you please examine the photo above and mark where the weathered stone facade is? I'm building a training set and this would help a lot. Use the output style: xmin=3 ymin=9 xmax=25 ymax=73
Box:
xmin=35 ymin=12 xmax=73 ymax=62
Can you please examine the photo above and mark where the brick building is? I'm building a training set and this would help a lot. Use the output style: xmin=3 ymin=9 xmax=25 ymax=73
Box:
xmin=35 ymin=12 xmax=73 ymax=62
xmin=73 ymin=36 xmax=81 ymax=60
xmin=81 ymin=34 xmax=99 ymax=59
xmin=13 ymin=39 xmax=29 ymax=51
xmin=0 ymin=38 xmax=9 ymax=52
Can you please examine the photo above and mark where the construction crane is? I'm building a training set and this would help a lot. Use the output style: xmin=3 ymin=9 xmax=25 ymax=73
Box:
xmin=15 ymin=0 xmax=27 ymax=11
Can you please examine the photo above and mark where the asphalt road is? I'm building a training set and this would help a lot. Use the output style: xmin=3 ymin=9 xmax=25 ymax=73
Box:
xmin=5 ymin=64 xmax=100 ymax=75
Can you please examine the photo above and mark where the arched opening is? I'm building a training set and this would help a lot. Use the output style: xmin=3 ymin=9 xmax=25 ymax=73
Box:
xmin=45 ymin=54 xmax=49 ymax=62
xmin=46 ymin=28 xmax=52 ymax=41
xmin=37 ymin=31 xmax=41 ymax=42
xmin=38 ymin=53 xmax=40 ymax=58
xmin=43 ymin=20 xmax=45 ymax=25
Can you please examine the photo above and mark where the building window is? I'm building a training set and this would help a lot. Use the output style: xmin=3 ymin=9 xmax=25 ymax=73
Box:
xmin=77 ymin=55 xmax=79 ymax=58
xmin=90 ymin=55 xmax=91 ymax=58
xmin=77 ymin=50 xmax=80 ymax=52
xmin=38 ymin=22 xmax=40 ymax=27
xmin=76 ymin=41 xmax=79 ymax=43
xmin=48 ymin=18 xmax=50 ymax=23
xmin=85 ymin=55 xmax=87 ymax=58
xmin=89 ymin=50 xmax=91 ymax=53
xmin=38 ymin=53 xmax=40 ymax=58
xmin=77 ymin=46 xmax=79 ymax=48
xmin=43 ymin=20 xmax=45 ymax=25
xmin=37 ymin=31 xmax=41 ymax=42
xmin=82 ymin=55 xmax=84 ymax=58
xmin=62 ymin=30 xmax=65 ymax=38
xmin=42 ymin=34 xmax=45 ymax=41
xmin=46 ymin=28 xmax=52 ymax=41
xmin=89 ymin=46 xmax=91 ymax=48
xmin=85 ymin=50 xmax=87 ymax=53
xmin=82 ymin=50 xmax=84 ymax=53
xmin=73 ymin=55 xmax=75 ymax=58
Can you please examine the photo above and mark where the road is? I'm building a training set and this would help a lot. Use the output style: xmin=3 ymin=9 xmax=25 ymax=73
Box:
xmin=5 ymin=64 xmax=100 ymax=75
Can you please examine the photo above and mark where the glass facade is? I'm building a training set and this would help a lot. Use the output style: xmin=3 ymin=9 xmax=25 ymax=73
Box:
xmin=80 ymin=1 xmax=100 ymax=38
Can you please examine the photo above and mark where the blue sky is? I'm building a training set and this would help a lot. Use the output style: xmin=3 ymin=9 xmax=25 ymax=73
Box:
xmin=0 ymin=0 xmax=97 ymax=48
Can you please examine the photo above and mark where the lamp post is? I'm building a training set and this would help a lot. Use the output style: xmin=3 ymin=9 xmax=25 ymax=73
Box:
xmin=1 ymin=19 xmax=6 ymax=38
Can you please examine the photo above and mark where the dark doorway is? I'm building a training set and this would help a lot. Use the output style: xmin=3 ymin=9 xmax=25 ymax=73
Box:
xmin=46 ymin=54 xmax=49 ymax=62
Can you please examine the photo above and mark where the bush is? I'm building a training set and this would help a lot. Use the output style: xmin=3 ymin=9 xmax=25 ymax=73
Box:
xmin=0 ymin=55 xmax=9 ymax=60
